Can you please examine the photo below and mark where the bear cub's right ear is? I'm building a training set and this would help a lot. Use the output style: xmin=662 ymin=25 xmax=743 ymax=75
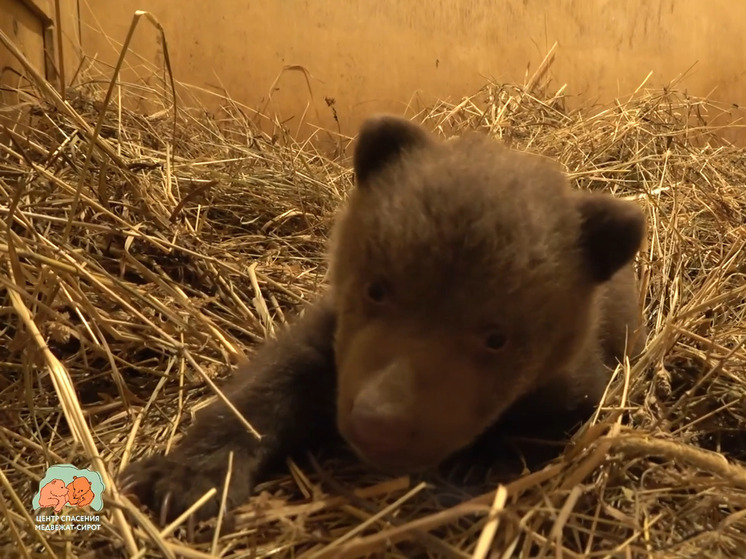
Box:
xmin=576 ymin=193 xmax=646 ymax=283
xmin=353 ymin=115 xmax=432 ymax=185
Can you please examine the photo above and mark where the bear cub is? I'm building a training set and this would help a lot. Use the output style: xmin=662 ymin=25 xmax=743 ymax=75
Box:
xmin=121 ymin=115 xmax=647 ymax=523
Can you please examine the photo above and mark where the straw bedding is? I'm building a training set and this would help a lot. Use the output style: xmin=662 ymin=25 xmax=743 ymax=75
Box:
xmin=2 ymin=47 xmax=746 ymax=558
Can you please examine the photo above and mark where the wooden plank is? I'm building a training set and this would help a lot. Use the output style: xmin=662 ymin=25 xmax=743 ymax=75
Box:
xmin=0 ymin=0 xmax=82 ymax=106
xmin=0 ymin=0 xmax=45 ymax=152
xmin=19 ymin=0 xmax=53 ymax=23
xmin=52 ymin=0 xmax=82 ymax=91
xmin=0 ymin=0 xmax=46 ymax=103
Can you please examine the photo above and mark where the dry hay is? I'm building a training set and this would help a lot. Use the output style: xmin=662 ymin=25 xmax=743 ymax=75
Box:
xmin=2 ymin=44 xmax=746 ymax=559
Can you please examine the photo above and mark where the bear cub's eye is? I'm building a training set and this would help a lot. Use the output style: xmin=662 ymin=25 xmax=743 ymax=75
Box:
xmin=484 ymin=330 xmax=508 ymax=351
xmin=364 ymin=280 xmax=390 ymax=304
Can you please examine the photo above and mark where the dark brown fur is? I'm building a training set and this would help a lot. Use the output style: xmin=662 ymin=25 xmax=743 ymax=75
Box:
xmin=120 ymin=116 xmax=646 ymax=524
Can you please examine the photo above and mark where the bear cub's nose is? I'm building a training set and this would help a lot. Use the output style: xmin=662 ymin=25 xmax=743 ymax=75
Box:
xmin=348 ymin=403 xmax=413 ymax=457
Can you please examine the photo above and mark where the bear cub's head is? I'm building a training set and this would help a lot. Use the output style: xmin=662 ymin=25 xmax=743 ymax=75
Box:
xmin=329 ymin=115 xmax=645 ymax=472
xmin=69 ymin=476 xmax=91 ymax=498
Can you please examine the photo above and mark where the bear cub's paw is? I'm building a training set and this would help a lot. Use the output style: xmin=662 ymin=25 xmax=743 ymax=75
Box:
xmin=119 ymin=454 xmax=237 ymax=526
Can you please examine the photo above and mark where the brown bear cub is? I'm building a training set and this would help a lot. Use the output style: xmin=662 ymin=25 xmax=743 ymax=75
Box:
xmin=121 ymin=115 xmax=647 ymax=523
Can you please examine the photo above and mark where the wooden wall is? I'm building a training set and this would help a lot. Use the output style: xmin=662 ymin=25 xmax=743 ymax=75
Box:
xmin=1 ymin=0 xmax=47 ymax=105
xmin=76 ymin=0 xmax=746 ymax=145
xmin=0 ymin=0 xmax=79 ymax=101
xmin=3 ymin=0 xmax=746 ymax=144
xmin=0 ymin=0 xmax=78 ymax=148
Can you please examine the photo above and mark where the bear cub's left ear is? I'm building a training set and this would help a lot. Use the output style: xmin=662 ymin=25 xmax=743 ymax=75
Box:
xmin=576 ymin=193 xmax=646 ymax=283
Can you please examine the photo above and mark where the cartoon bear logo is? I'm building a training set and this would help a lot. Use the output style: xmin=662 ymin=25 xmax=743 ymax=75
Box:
xmin=37 ymin=479 xmax=69 ymax=513
xmin=33 ymin=464 xmax=105 ymax=513
xmin=67 ymin=476 xmax=95 ymax=507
